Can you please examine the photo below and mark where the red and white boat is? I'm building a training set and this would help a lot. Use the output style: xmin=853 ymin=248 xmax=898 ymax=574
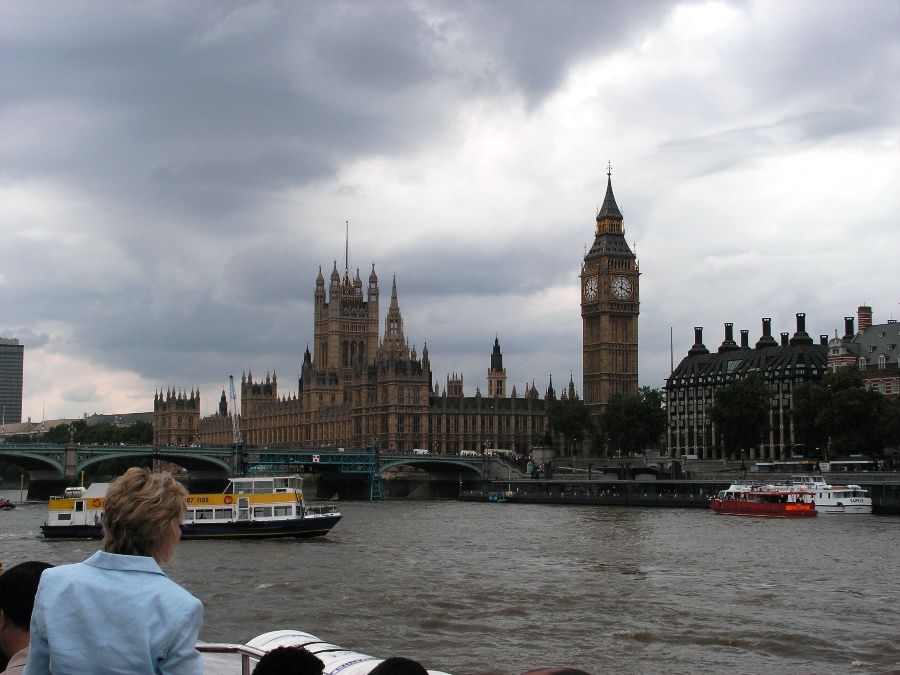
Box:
xmin=710 ymin=482 xmax=817 ymax=517
xmin=772 ymin=475 xmax=872 ymax=515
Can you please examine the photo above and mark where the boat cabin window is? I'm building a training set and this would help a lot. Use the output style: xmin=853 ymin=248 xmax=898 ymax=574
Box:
xmin=194 ymin=508 xmax=215 ymax=520
xmin=56 ymin=513 xmax=71 ymax=521
xmin=230 ymin=477 xmax=302 ymax=494
xmin=253 ymin=506 xmax=273 ymax=518
xmin=75 ymin=501 xmax=85 ymax=512
xmin=214 ymin=508 xmax=233 ymax=519
xmin=273 ymin=505 xmax=293 ymax=517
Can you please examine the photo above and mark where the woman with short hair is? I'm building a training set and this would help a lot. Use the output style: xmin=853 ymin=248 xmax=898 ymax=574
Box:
xmin=24 ymin=468 xmax=203 ymax=675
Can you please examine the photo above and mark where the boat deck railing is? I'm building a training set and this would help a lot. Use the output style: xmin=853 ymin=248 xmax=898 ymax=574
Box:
xmin=196 ymin=642 xmax=266 ymax=675
xmin=306 ymin=504 xmax=339 ymax=516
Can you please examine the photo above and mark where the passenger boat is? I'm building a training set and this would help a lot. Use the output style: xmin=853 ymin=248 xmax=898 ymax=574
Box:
xmin=710 ymin=482 xmax=817 ymax=517
xmin=41 ymin=475 xmax=341 ymax=539
xmin=199 ymin=629 xmax=451 ymax=675
xmin=773 ymin=475 xmax=872 ymax=514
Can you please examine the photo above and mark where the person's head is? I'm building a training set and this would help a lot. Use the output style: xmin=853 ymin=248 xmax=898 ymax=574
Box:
xmin=252 ymin=645 xmax=324 ymax=675
xmin=368 ymin=657 xmax=429 ymax=675
xmin=0 ymin=561 xmax=54 ymax=657
xmin=101 ymin=468 xmax=187 ymax=563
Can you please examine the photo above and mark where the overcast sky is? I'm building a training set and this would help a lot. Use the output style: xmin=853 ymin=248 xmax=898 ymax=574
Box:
xmin=1 ymin=0 xmax=898 ymax=422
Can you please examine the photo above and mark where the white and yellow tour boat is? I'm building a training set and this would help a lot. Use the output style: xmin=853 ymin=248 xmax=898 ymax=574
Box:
xmin=41 ymin=475 xmax=341 ymax=540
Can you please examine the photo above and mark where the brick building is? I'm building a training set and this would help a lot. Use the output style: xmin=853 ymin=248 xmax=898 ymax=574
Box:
xmin=829 ymin=305 xmax=899 ymax=399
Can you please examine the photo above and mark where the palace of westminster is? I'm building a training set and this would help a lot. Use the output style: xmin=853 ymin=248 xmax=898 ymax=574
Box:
xmin=153 ymin=170 xmax=898 ymax=460
xmin=154 ymin=170 xmax=641 ymax=456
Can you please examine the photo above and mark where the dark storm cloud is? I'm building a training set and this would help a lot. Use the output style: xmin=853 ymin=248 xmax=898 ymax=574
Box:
xmin=435 ymin=0 xmax=682 ymax=104
xmin=2 ymin=1 xmax=683 ymax=225
xmin=392 ymin=238 xmax=577 ymax=299
xmin=2 ymin=0 xmax=897 ymax=417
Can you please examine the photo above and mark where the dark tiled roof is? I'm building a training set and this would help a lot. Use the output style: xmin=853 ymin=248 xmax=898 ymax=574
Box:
xmin=667 ymin=343 xmax=827 ymax=386
xmin=588 ymin=232 xmax=633 ymax=257
xmin=843 ymin=322 xmax=900 ymax=367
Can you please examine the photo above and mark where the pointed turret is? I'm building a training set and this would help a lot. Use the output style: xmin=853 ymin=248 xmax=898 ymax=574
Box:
xmin=487 ymin=336 xmax=507 ymax=398
xmin=596 ymin=168 xmax=623 ymax=222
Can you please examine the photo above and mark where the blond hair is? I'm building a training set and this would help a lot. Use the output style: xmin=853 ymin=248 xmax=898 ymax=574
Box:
xmin=101 ymin=468 xmax=187 ymax=561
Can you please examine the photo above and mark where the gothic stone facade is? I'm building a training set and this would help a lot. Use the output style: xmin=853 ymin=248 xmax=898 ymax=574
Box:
xmin=160 ymin=261 xmax=559 ymax=455
xmin=152 ymin=388 xmax=200 ymax=446
xmin=580 ymin=170 xmax=640 ymax=422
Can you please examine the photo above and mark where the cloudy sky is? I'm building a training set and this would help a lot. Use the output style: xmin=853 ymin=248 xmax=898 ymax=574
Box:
xmin=1 ymin=0 xmax=898 ymax=422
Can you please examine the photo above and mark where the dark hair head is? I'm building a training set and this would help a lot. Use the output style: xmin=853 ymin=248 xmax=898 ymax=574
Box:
xmin=369 ymin=657 xmax=429 ymax=675
xmin=252 ymin=645 xmax=325 ymax=675
xmin=0 ymin=561 xmax=54 ymax=631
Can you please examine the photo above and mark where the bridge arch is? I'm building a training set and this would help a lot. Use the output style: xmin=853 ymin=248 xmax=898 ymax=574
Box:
xmin=0 ymin=446 xmax=66 ymax=479
xmin=378 ymin=454 xmax=485 ymax=478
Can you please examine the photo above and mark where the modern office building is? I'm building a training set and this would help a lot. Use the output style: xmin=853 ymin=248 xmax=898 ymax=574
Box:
xmin=665 ymin=314 xmax=829 ymax=460
xmin=0 ymin=337 xmax=24 ymax=426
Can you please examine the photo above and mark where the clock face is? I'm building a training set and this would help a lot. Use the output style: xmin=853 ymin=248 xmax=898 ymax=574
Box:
xmin=583 ymin=277 xmax=598 ymax=301
xmin=611 ymin=275 xmax=633 ymax=300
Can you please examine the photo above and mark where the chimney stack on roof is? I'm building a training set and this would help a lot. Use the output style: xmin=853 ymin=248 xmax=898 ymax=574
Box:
xmin=858 ymin=305 xmax=873 ymax=333
xmin=688 ymin=327 xmax=709 ymax=356
xmin=844 ymin=316 xmax=855 ymax=339
xmin=718 ymin=323 xmax=740 ymax=353
xmin=756 ymin=318 xmax=778 ymax=349
xmin=790 ymin=312 xmax=813 ymax=346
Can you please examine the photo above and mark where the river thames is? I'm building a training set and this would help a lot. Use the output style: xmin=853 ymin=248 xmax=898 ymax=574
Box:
xmin=2 ymin=492 xmax=899 ymax=675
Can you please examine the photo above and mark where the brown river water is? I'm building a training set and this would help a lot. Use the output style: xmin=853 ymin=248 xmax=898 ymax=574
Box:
xmin=2 ymin=491 xmax=900 ymax=675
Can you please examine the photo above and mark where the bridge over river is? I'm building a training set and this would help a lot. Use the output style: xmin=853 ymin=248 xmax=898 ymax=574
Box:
xmin=0 ymin=444 xmax=490 ymax=500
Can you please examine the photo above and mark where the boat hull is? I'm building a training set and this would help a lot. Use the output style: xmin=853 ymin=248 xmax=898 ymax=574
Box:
xmin=816 ymin=504 xmax=872 ymax=515
xmin=41 ymin=514 xmax=341 ymax=540
xmin=710 ymin=499 xmax=818 ymax=517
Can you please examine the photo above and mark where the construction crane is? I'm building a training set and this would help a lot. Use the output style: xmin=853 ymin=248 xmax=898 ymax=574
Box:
xmin=228 ymin=375 xmax=242 ymax=448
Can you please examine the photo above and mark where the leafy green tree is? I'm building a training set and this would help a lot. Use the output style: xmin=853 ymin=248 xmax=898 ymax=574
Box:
xmin=42 ymin=420 xmax=87 ymax=444
xmin=15 ymin=420 xmax=152 ymax=446
xmin=709 ymin=371 xmax=770 ymax=458
xmin=546 ymin=397 xmax=593 ymax=456
xmin=599 ymin=387 xmax=667 ymax=457
xmin=793 ymin=369 xmax=886 ymax=457
xmin=881 ymin=396 xmax=900 ymax=452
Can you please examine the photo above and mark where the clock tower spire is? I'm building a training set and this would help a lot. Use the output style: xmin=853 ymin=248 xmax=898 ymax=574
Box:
xmin=580 ymin=164 xmax=640 ymax=426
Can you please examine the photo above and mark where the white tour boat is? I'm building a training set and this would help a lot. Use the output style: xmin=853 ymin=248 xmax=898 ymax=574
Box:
xmin=775 ymin=475 xmax=872 ymax=514
xmin=42 ymin=475 xmax=342 ymax=539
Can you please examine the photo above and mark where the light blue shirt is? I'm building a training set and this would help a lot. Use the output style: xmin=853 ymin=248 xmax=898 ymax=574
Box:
xmin=24 ymin=551 xmax=204 ymax=675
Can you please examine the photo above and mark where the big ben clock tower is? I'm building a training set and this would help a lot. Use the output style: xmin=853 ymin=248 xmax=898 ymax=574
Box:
xmin=581 ymin=164 xmax=639 ymax=421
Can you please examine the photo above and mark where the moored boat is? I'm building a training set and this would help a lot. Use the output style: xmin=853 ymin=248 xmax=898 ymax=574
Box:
xmin=0 ymin=497 xmax=15 ymax=510
xmin=773 ymin=475 xmax=872 ymax=514
xmin=710 ymin=482 xmax=817 ymax=517
xmin=41 ymin=475 xmax=341 ymax=539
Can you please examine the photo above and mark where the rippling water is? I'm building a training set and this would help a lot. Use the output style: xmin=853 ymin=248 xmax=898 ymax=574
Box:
xmin=3 ymin=491 xmax=900 ymax=675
